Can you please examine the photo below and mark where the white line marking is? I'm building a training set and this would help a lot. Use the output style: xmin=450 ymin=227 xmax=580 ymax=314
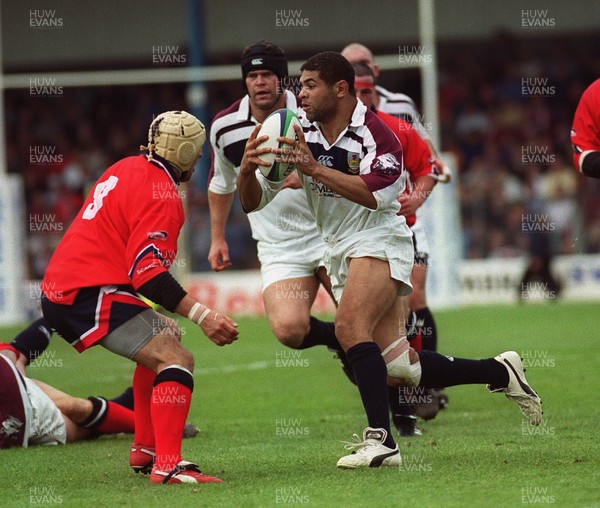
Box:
xmin=196 ymin=360 xmax=271 ymax=376
xmin=196 ymin=357 xmax=332 ymax=376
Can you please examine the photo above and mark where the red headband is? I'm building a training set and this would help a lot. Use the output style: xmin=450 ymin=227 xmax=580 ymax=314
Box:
xmin=354 ymin=81 xmax=374 ymax=90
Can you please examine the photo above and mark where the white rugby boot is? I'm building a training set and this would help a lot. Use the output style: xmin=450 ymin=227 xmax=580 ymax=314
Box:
xmin=336 ymin=427 xmax=401 ymax=469
xmin=488 ymin=351 xmax=543 ymax=426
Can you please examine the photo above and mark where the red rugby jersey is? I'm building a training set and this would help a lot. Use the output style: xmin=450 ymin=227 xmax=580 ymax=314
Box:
xmin=42 ymin=155 xmax=184 ymax=304
xmin=376 ymin=110 xmax=436 ymax=227
xmin=571 ymin=78 xmax=600 ymax=173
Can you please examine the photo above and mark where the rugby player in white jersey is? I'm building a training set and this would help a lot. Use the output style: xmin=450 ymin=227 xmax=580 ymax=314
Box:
xmin=343 ymin=43 xmax=450 ymax=420
xmin=341 ymin=42 xmax=447 ymax=353
xmin=239 ymin=51 xmax=542 ymax=468
xmin=208 ymin=41 xmax=344 ymax=358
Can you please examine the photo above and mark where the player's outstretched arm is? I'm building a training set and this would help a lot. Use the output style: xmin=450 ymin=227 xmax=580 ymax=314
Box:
xmin=175 ymin=294 xmax=239 ymax=347
xmin=208 ymin=190 xmax=235 ymax=271
xmin=137 ymin=272 xmax=238 ymax=346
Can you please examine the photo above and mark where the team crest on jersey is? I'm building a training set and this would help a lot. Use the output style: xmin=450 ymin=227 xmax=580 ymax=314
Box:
xmin=347 ymin=152 xmax=360 ymax=174
xmin=147 ymin=230 xmax=168 ymax=241
xmin=1 ymin=415 xmax=23 ymax=437
xmin=373 ymin=153 xmax=401 ymax=175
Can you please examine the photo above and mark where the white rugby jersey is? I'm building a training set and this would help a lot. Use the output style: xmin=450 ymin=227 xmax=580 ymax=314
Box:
xmin=257 ymin=100 xmax=410 ymax=243
xmin=209 ymin=90 xmax=321 ymax=247
xmin=376 ymin=85 xmax=431 ymax=141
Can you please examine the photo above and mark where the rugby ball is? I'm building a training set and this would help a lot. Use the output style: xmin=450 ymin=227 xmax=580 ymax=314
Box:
xmin=256 ymin=108 xmax=301 ymax=181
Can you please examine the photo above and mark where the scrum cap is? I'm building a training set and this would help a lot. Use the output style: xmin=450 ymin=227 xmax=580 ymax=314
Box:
xmin=241 ymin=40 xmax=288 ymax=83
xmin=145 ymin=111 xmax=206 ymax=176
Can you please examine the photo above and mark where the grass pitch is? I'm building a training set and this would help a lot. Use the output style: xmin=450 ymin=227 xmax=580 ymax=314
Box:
xmin=0 ymin=302 xmax=599 ymax=507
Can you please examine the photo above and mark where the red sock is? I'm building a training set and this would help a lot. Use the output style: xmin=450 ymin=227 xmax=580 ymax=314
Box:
xmin=95 ymin=401 xmax=134 ymax=434
xmin=133 ymin=364 xmax=156 ymax=447
xmin=150 ymin=367 xmax=193 ymax=471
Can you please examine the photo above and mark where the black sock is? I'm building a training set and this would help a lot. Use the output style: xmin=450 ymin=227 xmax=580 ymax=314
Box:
xmin=415 ymin=307 xmax=437 ymax=351
xmin=388 ymin=386 xmax=401 ymax=415
xmin=388 ymin=386 xmax=415 ymax=418
xmin=297 ymin=316 xmax=342 ymax=351
xmin=110 ymin=386 xmax=134 ymax=410
xmin=11 ymin=318 xmax=52 ymax=363
xmin=418 ymin=350 xmax=509 ymax=388
xmin=347 ymin=342 xmax=395 ymax=448
xmin=82 ymin=396 xmax=108 ymax=430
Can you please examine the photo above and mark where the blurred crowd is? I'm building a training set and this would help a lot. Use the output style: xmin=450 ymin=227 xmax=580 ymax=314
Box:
xmin=434 ymin=32 xmax=600 ymax=259
xmin=6 ymin=32 xmax=600 ymax=279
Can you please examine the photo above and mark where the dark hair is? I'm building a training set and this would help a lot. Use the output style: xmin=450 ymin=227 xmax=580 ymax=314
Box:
xmin=300 ymin=51 xmax=356 ymax=96
xmin=351 ymin=62 xmax=375 ymax=80
xmin=241 ymin=40 xmax=288 ymax=81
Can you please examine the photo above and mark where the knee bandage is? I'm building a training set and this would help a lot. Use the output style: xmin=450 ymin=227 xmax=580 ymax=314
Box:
xmin=382 ymin=337 xmax=422 ymax=387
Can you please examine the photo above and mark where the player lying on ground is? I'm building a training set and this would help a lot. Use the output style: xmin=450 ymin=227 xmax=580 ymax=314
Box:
xmin=239 ymin=51 xmax=543 ymax=469
xmin=0 ymin=344 xmax=135 ymax=448
xmin=0 ymin=318 xmax=199 ymax=450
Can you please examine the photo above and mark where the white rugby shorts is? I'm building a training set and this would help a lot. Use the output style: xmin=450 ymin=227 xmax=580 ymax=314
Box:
xmin=258 ymin=230 xmax=326 ymax=292
xmin=323 ymin=222 xmax=414 ymax=303
xmin=25 ymin=378 xmax=67 ymax=446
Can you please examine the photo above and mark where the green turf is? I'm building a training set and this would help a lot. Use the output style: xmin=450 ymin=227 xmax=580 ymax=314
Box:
xmin=1 ymin=302 xmax=599 ymax=507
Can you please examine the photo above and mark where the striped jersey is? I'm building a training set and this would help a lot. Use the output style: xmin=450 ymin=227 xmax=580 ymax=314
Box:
xmin=42 ymin=155 xmax=184 ymax=305
xmin=376 ymin=110 xmax=437 ymax=227
xmin=257 ymin=100 xmax=410 ymax=242
xmin=376 ymin=85 xmax=430 ymax=141
xmin=209 ymin=90 xmax=322 ymax=248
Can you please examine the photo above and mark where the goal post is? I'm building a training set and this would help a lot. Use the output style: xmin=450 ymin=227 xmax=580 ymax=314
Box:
xmin=0 ymin=2 xmax=27 ymax=324
xmin=416 ymin=0 xmax=462 ymax=308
